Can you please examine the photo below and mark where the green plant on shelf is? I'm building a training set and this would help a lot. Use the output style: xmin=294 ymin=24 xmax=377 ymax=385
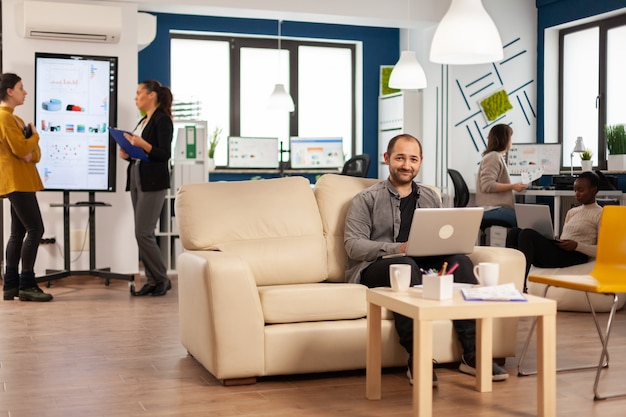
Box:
xmin=605 ymin=124 xmax=626 ymax=155
xmin=208 ymin=126 xmax=223 ymax=159
xmin=580 ymin=149 xmax=593 ymax=160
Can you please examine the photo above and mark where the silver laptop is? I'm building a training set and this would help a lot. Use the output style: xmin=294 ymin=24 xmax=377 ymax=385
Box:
xmin=404 ymin=207 xmax=484 ymax=257
xmin=514 ymin=203 xmax=555 ymax=239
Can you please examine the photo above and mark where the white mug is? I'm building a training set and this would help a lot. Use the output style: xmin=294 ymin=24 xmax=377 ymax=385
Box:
xmin=389 ymin=264 xmax=412 ymax=292
xmin=473 ymin=262 xmax=499 ymax=286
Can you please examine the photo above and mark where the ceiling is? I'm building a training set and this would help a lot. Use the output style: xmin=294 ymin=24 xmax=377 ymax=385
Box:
xmin=96 ymin=0 xmax=450 ymax=29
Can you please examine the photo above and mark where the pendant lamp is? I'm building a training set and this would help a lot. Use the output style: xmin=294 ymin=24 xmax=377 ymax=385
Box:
xmin=268 ymin=20 xmax=295 ymax=112
xmin=430 ymin=0 xmax=503 ymax=65
xmin=389 ymin=0 xmax=427 ymax=90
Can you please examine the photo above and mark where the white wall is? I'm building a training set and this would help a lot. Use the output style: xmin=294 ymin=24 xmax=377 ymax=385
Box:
xmin=2 ymin=0 xmax=140 ymax=276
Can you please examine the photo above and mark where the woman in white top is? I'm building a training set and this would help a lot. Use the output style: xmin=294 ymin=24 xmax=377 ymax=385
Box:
xmin=506 ymin=171 xmax=602 ymax=292
xmin=475 ymin=124 xmax=528 ymax=226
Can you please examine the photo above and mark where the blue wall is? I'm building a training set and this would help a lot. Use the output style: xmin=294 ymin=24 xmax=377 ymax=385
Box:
xmin=138 ymin=13 xmax=400 ymax=178
xmin=535 ymin=0 xmax=626 ymax=141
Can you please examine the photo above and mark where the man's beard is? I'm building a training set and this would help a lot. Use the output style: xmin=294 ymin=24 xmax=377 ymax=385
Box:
xmin=390 ymin=168 xmax=416 ymax=184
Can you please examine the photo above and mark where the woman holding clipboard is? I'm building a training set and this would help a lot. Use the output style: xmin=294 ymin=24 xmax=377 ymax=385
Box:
xmin=119 ymin=80 xmax=173 ymax=297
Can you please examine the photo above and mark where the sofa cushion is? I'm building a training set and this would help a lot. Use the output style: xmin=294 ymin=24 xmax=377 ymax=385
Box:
xmin=314 ymin=174 xmax=380 ymax=283
xmin=258 ymin=283 xmax=367 ymax=323
xmin=175 ymin=177 xmax=328 ymax=286
xmin=528 ymin=262 xmax=626 ymax=312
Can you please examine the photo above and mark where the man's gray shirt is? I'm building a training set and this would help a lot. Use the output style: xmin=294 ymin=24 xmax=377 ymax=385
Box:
xmin=344 ymin=179 xmax=442 ymax=283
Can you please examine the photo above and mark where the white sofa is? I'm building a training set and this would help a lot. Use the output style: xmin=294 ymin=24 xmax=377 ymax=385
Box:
xmin=174 ymin=174 xmax=526 ymax=385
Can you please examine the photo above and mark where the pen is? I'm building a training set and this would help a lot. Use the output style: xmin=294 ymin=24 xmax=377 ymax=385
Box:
xmin=446 ymin=262 xmax=459 ymax=275
xmin=439 ymin=261 xmax=448 ymax=276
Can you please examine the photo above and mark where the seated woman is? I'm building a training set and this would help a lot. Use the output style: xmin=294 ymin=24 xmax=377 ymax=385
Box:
xmin=506 ymin=171 xmax=602 ymax=292
xmin=475 ymin=124 xmax=528 ymax=227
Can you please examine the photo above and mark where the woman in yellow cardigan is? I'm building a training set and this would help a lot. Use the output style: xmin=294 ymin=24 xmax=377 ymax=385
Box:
xmin=0 ymin=73 xmax=52 ymax=302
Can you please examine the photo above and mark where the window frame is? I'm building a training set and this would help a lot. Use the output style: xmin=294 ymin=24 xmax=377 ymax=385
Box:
xmin=559 ymin=13 xmax=626 ymax=170
xmin=170 ymin=32 xmax=357 ymax=167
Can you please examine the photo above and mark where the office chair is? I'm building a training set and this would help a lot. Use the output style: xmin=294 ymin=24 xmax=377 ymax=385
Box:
xmin=448 ymin=168 xmax=513 ymax=244
xmin=341 ymin=154 xmax=371 ymax=177
xmin=447 ymin=169 xmax=470 ymax=207
xmin=517 ymin=206 xmax=626 ymax=401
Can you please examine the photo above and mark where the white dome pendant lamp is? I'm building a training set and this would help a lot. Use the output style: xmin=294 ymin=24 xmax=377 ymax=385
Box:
xmin=430 ymin=0 xmax=503 ymax=65
xmin=268 ymin=20 xmax=295 ymax=112
xmin=388 ymin=0 xmax=427 ymax=90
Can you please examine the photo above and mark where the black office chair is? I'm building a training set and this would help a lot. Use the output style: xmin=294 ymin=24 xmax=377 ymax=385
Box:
xmin=341 ymin=154 xmax=371 ymax=177
xmin=447 ymin=168 xmax=470 ymax=207
xmin=447 ymin=168 xmax=513 ymax=245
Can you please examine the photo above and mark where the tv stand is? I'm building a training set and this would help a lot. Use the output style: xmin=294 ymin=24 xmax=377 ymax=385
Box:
xmin=40 ymin=191 xmax=135 ymax=286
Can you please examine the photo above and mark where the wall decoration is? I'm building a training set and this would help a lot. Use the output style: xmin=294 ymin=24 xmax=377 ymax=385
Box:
xmin=380 ymin=66 xmax=400 ymax=96
xmin=452 ymin=36 xmax=535 ymax=154
xmin=479 ymin=89 xmax=513 ymax=122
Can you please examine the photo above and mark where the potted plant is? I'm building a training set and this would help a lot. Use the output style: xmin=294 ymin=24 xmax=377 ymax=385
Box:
xmin=605 ymin=124 xmax=626 ymax=170
xmin=207 ymin=126 xmax=222 ymax=171
xmin=580 ymin=149 xmax=593 ymax=172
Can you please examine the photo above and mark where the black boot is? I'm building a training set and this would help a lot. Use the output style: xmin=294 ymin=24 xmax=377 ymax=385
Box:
xmin=3 ymin=266 xmax=19 ymax=300
xmin=18 ymin=271 xmax=53 ymax=302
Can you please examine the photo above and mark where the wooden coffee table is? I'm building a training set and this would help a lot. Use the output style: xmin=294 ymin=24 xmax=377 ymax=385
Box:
xmin=366 ymin=288 xmax=557 ymax=417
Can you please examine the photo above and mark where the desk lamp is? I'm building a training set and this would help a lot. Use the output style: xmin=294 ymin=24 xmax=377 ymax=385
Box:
xmin=570 ymin=136 xmax=586 ymax=176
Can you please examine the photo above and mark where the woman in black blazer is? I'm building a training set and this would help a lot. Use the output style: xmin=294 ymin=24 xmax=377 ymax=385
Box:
xmin=120 ymin=80 xmax=173 ymax=296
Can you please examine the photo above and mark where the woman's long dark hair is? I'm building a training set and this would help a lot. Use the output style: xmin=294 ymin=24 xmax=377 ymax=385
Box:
xmin=482 ymin=124 xmax=513 ymax=156
xmin=141 ymin=80 xmax=173 ymax=119
xmin=0 ymin=73 xmax=22 ymax=101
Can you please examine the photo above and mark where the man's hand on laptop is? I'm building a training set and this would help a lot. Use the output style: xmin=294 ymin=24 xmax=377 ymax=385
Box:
xmin=399 ymin=242 xmax=408 ymax=253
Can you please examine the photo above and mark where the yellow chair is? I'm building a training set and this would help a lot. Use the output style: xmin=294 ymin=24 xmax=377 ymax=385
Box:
xmin=517 ymin=205 xmax=626 ymax=401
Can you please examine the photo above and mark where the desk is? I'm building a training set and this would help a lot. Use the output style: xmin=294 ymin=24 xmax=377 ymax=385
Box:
xmin=516 ymin=189 xmax=623 ymax=235
xmin=366 ymin=288 xmax=556 ymax=417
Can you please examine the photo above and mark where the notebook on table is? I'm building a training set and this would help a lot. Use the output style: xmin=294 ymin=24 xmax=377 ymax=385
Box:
xmin=403 ymin=207 xmax=484 ymax=257
xmin=514 ymin=203 xmax=555 ymax=239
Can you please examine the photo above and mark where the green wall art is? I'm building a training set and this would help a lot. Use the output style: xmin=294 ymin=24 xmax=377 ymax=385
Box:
xmin=480 ymin=89 xmax=513 ymax=122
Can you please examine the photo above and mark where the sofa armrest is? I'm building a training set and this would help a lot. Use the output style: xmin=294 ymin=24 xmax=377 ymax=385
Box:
xmin=177 ymin=250 xmax=265 ymax=380
xmin=468 ymin=246 xmax=526 ymax=291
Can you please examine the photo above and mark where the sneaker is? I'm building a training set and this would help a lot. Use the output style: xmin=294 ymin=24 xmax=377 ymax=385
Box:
xmin=407 ymin=366 xmax=438 ymax=388
xmin=3 ymin=288 xmax=19 ymax=300
xmin=19 ymin=286 xmax=53 ymax=302
xmin=458 ymin=354 xmax=509 ymax=381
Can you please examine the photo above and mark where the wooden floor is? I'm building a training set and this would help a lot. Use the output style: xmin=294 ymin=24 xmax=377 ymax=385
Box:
xmin=1 ymin=275 xmax=626 ymax=417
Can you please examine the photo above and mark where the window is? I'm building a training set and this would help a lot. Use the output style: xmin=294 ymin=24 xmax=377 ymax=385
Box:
xmin=171 ymin=33 xmax=356 ymax=168
xmin=559 ymin=14 xmax=626 ymax=169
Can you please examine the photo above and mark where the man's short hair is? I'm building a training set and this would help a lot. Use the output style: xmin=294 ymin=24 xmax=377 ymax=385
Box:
xmin=386 ymin=134 xmax=422 ymax=156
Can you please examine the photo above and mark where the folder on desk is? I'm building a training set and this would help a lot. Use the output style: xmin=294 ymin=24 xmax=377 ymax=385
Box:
xmin=461 ymin=283 xmax=527 ymax=302
xmin=109 ymin=127 xmax=148 ymax=161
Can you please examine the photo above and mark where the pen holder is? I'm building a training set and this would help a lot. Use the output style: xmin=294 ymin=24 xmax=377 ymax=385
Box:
xmin=422 ymin=274 xmax=453 ymax=300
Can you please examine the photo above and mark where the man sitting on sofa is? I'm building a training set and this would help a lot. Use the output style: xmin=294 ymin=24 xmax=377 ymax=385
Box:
xmin=344 ymin=133 xmax=508 ymax=387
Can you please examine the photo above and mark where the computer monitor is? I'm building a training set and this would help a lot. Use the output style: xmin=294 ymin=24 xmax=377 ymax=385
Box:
xmin=507 ymin=143 xmax=562 ymax=176
xmin=290 ymin=137 xmax=344 ymax=169
xmin=227 ymin=136 xmax=279 ymax=168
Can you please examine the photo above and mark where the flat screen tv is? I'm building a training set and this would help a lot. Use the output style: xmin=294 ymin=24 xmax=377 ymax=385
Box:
xmin=34 ymin=52 xmax=118 ymax=191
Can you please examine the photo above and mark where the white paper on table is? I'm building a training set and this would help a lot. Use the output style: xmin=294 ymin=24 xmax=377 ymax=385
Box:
xmin=461 ymin=283 xmax=527 ymax=301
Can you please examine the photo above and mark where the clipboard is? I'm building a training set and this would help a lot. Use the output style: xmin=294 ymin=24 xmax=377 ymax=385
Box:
xmin=109 ymin=127 xmax=148 ymax=161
